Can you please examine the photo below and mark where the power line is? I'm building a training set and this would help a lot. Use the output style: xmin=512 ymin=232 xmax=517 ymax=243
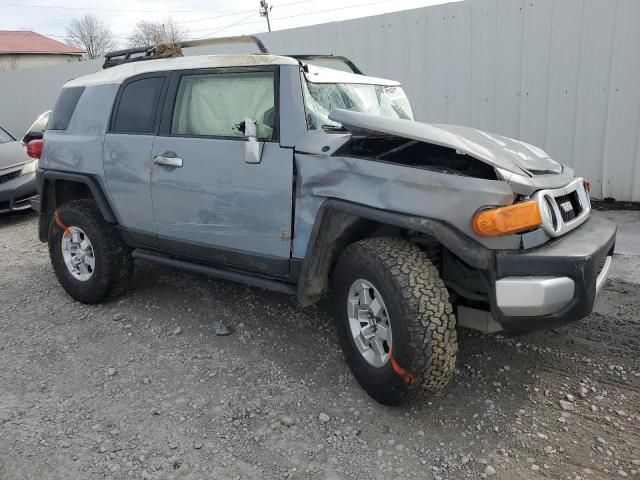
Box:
xmin=267 ymin=0 xmax=396 ymax=23
xmin=199 ymin=11 xmax=259 ymax=37
xmin=187 ymin=13 xmax=259 ymax=34
xmin=173 ymin=0 xmax=315 ymax=27
xmin=0 ymin=0 xmax=320 ymax=40
xmin=194 ymin=0 xmax=408 ymax=29
xmin=26 ymin=0 xmax=423 ymax=44
xmin=0 ymin=0 xmax=316 ymax=16
xmin=19 ymin=7 xmax=262 ymax=39
xmin=187 ymin=0 xmax=400 ymax=37
xmin=174 ymin=10 xmax=254 ymax=25
xmin=0 ymin=3 xmax=250 ymax=13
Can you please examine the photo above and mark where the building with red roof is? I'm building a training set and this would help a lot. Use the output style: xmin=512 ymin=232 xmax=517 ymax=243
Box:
xmin=0 ymin=31 xmax=85 ymax=72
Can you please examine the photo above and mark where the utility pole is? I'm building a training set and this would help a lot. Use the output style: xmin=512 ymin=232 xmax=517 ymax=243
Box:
xmin=259 ymin=0 xmax=272 ymax=32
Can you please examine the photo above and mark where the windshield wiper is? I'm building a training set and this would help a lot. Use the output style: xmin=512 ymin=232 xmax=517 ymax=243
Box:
xmin=321 ymin=124 xmax=348 ymax=132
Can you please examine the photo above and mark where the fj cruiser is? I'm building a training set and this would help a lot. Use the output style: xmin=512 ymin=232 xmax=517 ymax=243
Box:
xmin=32 ymin=36 xmax=616 ymax=405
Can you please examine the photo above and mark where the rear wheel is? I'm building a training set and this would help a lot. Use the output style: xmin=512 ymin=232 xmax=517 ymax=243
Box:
xmin=332 ymin=237 xmax=458 ymax=405
xmin=48 ymin=199 xmax=133 ymax=304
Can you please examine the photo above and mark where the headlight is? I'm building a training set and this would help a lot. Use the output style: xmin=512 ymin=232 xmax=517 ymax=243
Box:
xmin=21 ymin=159 xmax=38 ymax=175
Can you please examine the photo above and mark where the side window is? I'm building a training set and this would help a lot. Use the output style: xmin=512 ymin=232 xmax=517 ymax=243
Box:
xmin=112 ymin=77 xmax=164 ymax=134
xmin=48 ymin=87 xmax=84 ymax=130
xmin=171 ymin=71 xmax=276 ymax=140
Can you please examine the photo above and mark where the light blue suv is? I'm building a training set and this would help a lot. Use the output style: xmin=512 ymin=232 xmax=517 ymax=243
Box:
xmin=33 ymin=37 xmax=615 ymax=405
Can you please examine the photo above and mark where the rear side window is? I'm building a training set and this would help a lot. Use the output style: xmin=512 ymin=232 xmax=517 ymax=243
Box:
xmin=112 ymin=77 xmax=164 ymax=134
xmin=48 ymin=87 xmax=84 ymax=130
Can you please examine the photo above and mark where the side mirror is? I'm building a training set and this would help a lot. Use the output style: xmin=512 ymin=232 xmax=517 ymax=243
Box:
xmin=243 ymin=118 xmax=263 ymax=164
xmin=243 ymin=118 xmax=258 ymax=138
xmin=22 ymin=110 xmax=51 ymax=145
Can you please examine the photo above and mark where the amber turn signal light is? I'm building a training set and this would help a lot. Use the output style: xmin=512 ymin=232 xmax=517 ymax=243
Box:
xmin=472 ymin=201 xmax=542 ymax=237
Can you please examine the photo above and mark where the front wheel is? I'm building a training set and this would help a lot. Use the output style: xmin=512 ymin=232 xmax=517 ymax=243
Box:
xmin=48 ymin=199 xmax=133 ymax=304
xmin=332 ymin=237 xmax=458 ymax=405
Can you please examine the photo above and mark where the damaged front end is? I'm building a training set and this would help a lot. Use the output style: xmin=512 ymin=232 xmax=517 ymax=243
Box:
xmin=295 ymin=107 xmax=592 ymax=252
xmin=295 ymin=108 xmax=617 ymax=332
xmin=292 ymin=66 xmax=615 ymax=333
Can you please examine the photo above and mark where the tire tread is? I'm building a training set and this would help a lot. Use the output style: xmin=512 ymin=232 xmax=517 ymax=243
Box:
xmin=48 ymin=199 xmax=132 ymax=303
xmin=335 ymin=237 xmax=458 ymax=400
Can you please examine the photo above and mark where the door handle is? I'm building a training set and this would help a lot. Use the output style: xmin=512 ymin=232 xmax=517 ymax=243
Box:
xmin=154 ymin=155 xmax=183 ymax=168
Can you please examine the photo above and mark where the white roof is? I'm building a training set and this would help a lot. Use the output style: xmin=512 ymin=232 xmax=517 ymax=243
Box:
xmin=305 ymin=64 xmax=400 ymax=86
xmin=65 ymin=54 xmax=299 ymax=87
xmin=65 ymin=53 xmax=401 ymax=88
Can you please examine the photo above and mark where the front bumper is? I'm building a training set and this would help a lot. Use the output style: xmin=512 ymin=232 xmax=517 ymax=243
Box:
xmin=0 ymin=171 xmax=37 ymax=213
xmin=491 ymin=215 xmax=616 ymax=332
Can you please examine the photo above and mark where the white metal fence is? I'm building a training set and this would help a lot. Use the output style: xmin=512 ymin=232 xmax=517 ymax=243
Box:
xmin=1 ymin=0 xmax=639 ymax=200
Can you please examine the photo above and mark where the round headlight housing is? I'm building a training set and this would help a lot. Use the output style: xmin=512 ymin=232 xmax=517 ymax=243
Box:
xmin=539 ymin=195 xmax=560 ymax=234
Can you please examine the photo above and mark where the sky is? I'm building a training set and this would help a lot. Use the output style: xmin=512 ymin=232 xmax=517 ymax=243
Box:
xmin=0 ymin=0 xmax=458 ymax=48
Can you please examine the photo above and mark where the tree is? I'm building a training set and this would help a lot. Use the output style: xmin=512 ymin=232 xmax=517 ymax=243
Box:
xmin=66 ymin=14 xmax=115 ymax=59
xmin=127 ymin=19 xmax=189 ymax=48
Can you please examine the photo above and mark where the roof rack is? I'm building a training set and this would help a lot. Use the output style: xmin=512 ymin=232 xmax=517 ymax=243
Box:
xmin=102 ymin=36 xmax=365 ymax=76
xmin=103 ymin=35 xmax=269 ymax=69
xmin=287 ymin=54 xmax=364 ymax=75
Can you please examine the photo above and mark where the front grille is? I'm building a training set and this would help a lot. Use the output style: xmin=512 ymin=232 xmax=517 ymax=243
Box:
xmin=0 ymin=169 xmax=21 ymax=185
xmin=533 ymin=177 xmax=590 ymax=238
xmin=554 ymin=191 xmax=582 ymax=223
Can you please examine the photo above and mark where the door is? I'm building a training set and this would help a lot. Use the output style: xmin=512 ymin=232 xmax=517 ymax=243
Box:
xmin=104 ymin=74 xmax=167 ymax=246
xmin=150 ymin=67 xmax=294 ymax=274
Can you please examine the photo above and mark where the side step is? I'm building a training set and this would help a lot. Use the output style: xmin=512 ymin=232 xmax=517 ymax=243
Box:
xmin=131 ymin=249 xmax=297 ymax=295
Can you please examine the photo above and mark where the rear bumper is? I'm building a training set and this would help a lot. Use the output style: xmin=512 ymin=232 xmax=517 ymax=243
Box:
xmin=0 ymin=172 xmax=37 ymax=213
xmin=491 ymin=215 xmax=616 ymax=332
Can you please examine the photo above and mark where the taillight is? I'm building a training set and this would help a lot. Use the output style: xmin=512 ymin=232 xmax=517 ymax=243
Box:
xmin=472 ymin=201 xmax=542 ymax=237
xmin=27 ymin=139 xmax=44 ymax=159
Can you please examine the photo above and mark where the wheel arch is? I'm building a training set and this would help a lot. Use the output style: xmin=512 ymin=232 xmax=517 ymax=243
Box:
xmin=296 ymin=199 xmax=494 ymax=306
xmin=37 ymin=170 xmax=118 ymax=242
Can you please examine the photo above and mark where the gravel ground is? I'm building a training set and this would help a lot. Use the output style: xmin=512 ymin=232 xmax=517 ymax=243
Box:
xmin=1 ymin=211 xmax=638 ymax=480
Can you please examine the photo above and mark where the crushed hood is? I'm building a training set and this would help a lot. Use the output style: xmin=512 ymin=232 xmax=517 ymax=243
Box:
xmin=329 ymin=109 xmax=563 ymax=177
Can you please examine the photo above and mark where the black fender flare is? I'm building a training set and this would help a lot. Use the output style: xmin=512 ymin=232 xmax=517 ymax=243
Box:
xmin=296 ymin=198 xmax=494 ymax=306
xmin=37 ymin=169 xmax=118 ymax=241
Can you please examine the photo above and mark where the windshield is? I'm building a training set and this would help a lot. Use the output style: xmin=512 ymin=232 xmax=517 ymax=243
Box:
xmin=302 ymin=80 xmax=414 ymax=131
xmin=0 ymin=127 xmax=15 ymax=144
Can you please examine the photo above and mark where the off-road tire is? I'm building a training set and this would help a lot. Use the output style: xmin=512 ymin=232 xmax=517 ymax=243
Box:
xmin=48 ymin=199 xmax=133 ymax=304
xmin=332 ymin=237 xmax=458 ymax=405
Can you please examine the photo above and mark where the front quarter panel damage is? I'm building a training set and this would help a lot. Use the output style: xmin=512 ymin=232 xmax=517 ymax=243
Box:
xmin=292 ymin=152 xmax=519 ymax=260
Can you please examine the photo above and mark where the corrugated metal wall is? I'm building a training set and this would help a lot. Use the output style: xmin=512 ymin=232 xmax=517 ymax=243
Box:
xmin=0 ymin=59 xmax=101 ymax=140
xmin=1 ymin=0 xmax=639 ymax=200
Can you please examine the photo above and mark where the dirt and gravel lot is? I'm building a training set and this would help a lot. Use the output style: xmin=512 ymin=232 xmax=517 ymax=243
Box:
xmin=1 ymin=211 xmax=639 ymax=480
